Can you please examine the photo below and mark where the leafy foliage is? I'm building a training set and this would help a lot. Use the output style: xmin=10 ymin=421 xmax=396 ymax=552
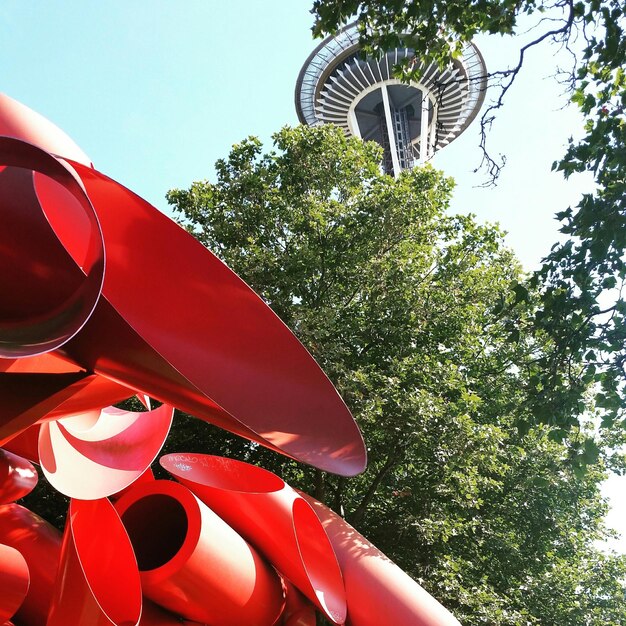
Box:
xmin=167 ymin=125 xmax=626 ymax=625
xmin=311 ymin=0 xmax=626 ymax=446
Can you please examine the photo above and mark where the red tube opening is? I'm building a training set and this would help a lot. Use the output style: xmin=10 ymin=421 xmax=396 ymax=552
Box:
xmin=67 ymin=499 xmax=142 ymax=626
xmin=293 ymin=498 xmax=346 ymax=624
xmin=120 ymin=494 xmax=188 ymax=571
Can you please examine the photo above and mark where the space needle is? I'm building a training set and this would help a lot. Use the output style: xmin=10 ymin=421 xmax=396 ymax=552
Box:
xmin=295 ymin=23 xmax=487 ymax=177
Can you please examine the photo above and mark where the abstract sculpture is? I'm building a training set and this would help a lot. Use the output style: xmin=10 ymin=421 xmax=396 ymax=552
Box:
xmin=0 ymin=93 xmax=460 ymax=625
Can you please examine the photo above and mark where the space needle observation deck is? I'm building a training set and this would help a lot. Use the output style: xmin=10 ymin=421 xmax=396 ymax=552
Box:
xmin=295 ymin=23 xmax=487 ymax=177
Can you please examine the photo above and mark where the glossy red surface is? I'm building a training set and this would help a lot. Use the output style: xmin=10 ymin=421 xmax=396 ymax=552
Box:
xmin=160 ymin=454 xmax=346 ymax=624
xmin=115 ymin=480 xmax=284 ymax=626
xmin=1 ymin=425 xmax=40 ymax=463
xmin=109 ymin=467 xmax=155 ymax=502
xmin=0 ymin=92 xmax=382 ymax=624
xmin=139 ymin=599 xmax=207 ymax=626
xmin=61 ymin=161 xmax=365 ymax=477
xmin=301 ymin=493 xmax=462 ymax=626
xmin=39 ymin=403 xmax=173 ymax=499
xmin=0 ymin=93 xmax=91 ymax=165
xmin=0 ymin=372 xmax=86 ymax=446
xmin=48 ymin=498 xmax=142 ymax=626
xmin=0 ymin=448 xmax=38 ymax=503
xmin=280 ymin=581 xmax=316 ymax=626
xmin=0 ymin=89 xmax=365 ymax=474
xmin=0 ymin=352 xmax=83 ymax=374
xmin=0 ymin=371 xmax=134 ymax=449
xmin=0 ymin=138 xmax=104 ymax=359
xmin=0 ymin=504 xmax=62 ymax=626
xmin=0 ymin=543 xmax=29 ymax=623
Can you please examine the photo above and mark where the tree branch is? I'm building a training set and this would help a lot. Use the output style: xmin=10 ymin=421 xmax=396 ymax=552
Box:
xmin=349 ymin=453 xmax=401 ymax=526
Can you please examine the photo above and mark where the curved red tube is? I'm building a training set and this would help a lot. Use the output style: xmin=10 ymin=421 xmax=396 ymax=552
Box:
xmin=0 ymin=92 xmax=365 ymax=476
xmin=115 ymin=479 xmax=284 ymax=626
xmin=0 ymin=352 xmax=84 ymax=374
xmin=0 ymin=543 xmax=29 ymax=624
xmin=0 ymin=448 xmax=37 ymax=503
xmin=0 ymin=369 xmax=83 ymax=446
xmin=0 ymin=425 xmax=40 ymax=464
xmin=160 ymin=454 xmax=346 ymax=624
xmin=60 ymin=161 xmax=365 ymax=477
xmin=0 ymin=93 xmax=91 ymax=165
xmin=280 ymin=581 xmax=316 ymax=626
xmin=139 ymin=598 xmax=207 ymax=626
xmin=0 ymin=369 xmax=134 ymax=449
xmin=300 ymin=494 xmax=462 ymax=626
xmin=47 ymin=498 xmax=142 ymax=626
xmin=38 ymin=403 xmax=173 ymax=499
xmin=0 ymin=137 xmax=104 ymax=359
xmin=0 ymin=504 xmax=62 ymax=626
xmin=109 ymin=467 xmax=155 ymax=502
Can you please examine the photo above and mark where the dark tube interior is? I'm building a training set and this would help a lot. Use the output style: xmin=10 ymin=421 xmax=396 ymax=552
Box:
xmin=121 ymin=494 xmax=188 ymax=571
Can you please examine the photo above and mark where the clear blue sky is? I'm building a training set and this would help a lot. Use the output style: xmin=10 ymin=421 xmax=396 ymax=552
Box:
xmin=1 ymin=1 xmax=622 ymax=549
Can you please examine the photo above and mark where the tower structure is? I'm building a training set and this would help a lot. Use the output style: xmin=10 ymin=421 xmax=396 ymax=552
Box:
xmin=295 ymin=24 xmax=487 ymax=177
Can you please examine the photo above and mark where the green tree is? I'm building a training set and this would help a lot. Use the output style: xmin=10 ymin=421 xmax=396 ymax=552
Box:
xmin=167 ymin=125 xmax=626 ymax=625
xmin=310 ymin=0 xmax=626 ymax=447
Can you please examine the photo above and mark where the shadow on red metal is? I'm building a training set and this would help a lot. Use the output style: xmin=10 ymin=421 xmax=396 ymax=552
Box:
xmin=115 ymin=479 xmax=284 ymax=626
xmin=48 ymin=498 xmax=142 ymax=626
xmin=280 ymin=580 xmax=316 ymax=626
xmin=301 ymin=493 xmax=462 ymax=626
xmin=0 ymin=138 xmax=104 ymax=359
xmin=0 ymin=504 xmax=62 ymax=626
xmin=0 ymin=448 xmax=38 ymax=503
xmin=109 ymin=467 xmax=155 ymax=502
xmin=0 ymin=543 xmax=29 ymax=624
xmin=0 ymin=426 xmax=40 ymax=464
xmin=139 ymin=598 xmax=209 ymax=625
xmin=38 ymin=403 xmax=173 ymax=500
xmin=160 ymin=454 xmax=346 ymax=624
xmin=0 ymin=371 xmax=134 ymax=449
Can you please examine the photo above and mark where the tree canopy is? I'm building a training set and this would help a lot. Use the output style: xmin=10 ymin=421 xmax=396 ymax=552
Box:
xmin=310 ymin=0 xmax=626 ymax=447
xmin=167 ymin=124 xmax=626 ymax=625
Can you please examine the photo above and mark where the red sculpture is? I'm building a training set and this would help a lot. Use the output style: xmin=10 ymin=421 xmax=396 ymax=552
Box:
xmin=0 ymin=543 xmax=29 ymax=625
xmin=160 ymin=453 xmax=346 ymax=624
xmin=47 ymin=498 xmax=142 ymax=626
xmin=301 ymin=493 xmax=463 ymax=626
xmin=0 ymin=93 xmax=461 ymax=625
xmin=115 ymin=479 xmax=284 ymax=625
xmin=0 ymin=450 xmax=37 ymax=504
xmin=39 ymin=403 xmax=173 ymax=500
xmin=0 ymin=504 xmax=62 ymax=625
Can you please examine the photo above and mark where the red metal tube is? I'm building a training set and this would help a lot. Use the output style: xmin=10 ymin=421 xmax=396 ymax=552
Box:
xmin=0 ymin=94 xmax=366 ymax=476
xmin=139 ymin=598 xmax=207 ymax=626
xmin=0 ymin=448 xmax=37 ymax=504
xmin=109 ymin=467 xmax=155 ymax=502
xmin=61 ymin=159 xmax=365 ymax=477
xmin=47 ymin=498 xmax=142 ymax=626
xmin=0 ymin=137 xmax=104 ymax=359
xmin=0 ymin=543 xmax=29 ymax=624
xmin=0 ymin=504 xmax=62 ymax=626
xmin=279 ymin=581 xmax=316 ymax=626
xmin=301 ymin=494 xmax=462 ymax=626
xmin=115 ymin=479 xmax=284 ymax=626
xmin=0 ymin=93 xmax=92 ymax=166
xmin=0 ymin=372 xmax=134 ymax=449
xmin=38 ymin=403 xmax=173 ymax=500
xmin=1 ymin=425 xmax=40 ymax=463
xmin=160 ymin=454 xmax=346 ymax=624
